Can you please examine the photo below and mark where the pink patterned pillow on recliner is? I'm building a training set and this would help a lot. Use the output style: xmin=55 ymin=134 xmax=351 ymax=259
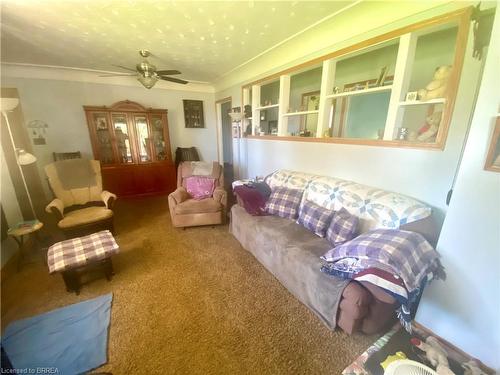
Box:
xmin=185 ymin=176 xmax=216 ymax=200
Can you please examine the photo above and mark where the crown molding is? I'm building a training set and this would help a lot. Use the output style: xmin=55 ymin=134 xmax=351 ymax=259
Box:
xmin=0 ymin=63 xmax=216 ymax=93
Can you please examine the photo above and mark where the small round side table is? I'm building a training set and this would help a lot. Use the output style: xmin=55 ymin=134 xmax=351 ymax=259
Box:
xmin=7 ymin=221 xmax=44 ymax=271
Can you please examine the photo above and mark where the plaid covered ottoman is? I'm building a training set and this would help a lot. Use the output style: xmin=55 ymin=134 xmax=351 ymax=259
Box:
xmin=47 ymin=230 xmax=119 ymax=294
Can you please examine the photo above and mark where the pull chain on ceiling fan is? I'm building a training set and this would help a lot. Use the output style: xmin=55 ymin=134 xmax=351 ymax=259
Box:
xmin=100 ymin=50 xmax=188 ymax=89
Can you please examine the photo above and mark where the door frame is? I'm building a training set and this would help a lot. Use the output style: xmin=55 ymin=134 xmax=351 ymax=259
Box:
xmin=215 ymin=96 xmax=232 ymax=164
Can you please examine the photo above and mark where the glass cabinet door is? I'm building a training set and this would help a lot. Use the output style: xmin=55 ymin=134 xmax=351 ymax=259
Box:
xmin=134 ymin=115 xmax=152 ymax=162
xmin=150 ymin=114 xmax=168 ymax=161
xmin=111 ymin=114 xmax=134 ymax=163
xmin=92 ymin=112 xmax=115 ymax=164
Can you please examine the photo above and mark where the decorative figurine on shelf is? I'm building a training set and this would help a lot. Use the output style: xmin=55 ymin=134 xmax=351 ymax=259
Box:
xmin=244 ymin=105 xmax=252 ymax=117
xmin=417 ymin=65 xmax=452 ymax=101
xmin=333 ymin=86 xmax=340 ymax=94
xmin=417 ymin=111 xmax=443 ymax=142
xmin=406 ymin=91 xmax=419 ymax=101
xmin=397 ymin=127 xmax=409 ymax=140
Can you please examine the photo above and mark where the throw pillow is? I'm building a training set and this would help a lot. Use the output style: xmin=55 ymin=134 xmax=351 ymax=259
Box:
xmin=234 ymin=185 xmax=268 ymax=216
xmin=185 ymin=176 xmax=216 ymax=200
xmin=326 ymin=208 xmax=359 ymax=247
xmin=265 ymin=187 xmax=303 ymax=219
xmin=297 ymin=200 xmax=333 ymax=237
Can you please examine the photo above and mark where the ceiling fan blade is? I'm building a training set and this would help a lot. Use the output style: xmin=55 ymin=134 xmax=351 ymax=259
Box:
xmin=99 ymin=73 xmax=136 ymax=77
xmin=156 ymin=70 xmax=181 ymax=75
xmin=112 ymin=64 xmax=137 ymax=72
xmin=159 ymin=76 xmax=188 ymax=84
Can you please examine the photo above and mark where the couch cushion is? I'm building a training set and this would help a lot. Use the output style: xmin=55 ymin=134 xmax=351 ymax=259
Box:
xmin=174 ymin=198 xmax=221 ymax=215
xmin=265 ymin=170 xmax=432 ymax=233
xmin=230 ymin=204 xmax=350 ymax=330
xmin=265 ymin=169 xmax=314 ymax=191
xmin=305 ymin=175 xmax=432 ymax=232
xmin=58 ymin=206 xmax=113 ymax=228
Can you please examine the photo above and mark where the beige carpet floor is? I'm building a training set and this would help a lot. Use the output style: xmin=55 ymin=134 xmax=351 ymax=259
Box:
xmin=1 ymin=195 xmax=376 ymax=374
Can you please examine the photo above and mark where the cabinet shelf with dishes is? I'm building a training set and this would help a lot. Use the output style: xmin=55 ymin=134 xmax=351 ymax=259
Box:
xmin=241 ymin=7 xmax=470 ymax=148
xmin=84 ymin=100 xmax=176 ymax=196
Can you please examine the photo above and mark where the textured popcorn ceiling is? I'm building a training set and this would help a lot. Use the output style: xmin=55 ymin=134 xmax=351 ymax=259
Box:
xmin=0 ymin=1 xmax=356 ymax=83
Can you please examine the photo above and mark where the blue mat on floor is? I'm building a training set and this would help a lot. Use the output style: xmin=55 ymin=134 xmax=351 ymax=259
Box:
xmin=1 ymin=293 xmax=112 ymax=375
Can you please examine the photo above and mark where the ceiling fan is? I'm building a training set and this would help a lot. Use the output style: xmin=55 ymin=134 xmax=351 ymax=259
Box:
xmin=101 ymin=50 xmax=188 ymax=89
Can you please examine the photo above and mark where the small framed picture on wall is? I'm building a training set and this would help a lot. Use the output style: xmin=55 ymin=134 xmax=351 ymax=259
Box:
xmin=183 ymin=100 xmax=205 ymax=128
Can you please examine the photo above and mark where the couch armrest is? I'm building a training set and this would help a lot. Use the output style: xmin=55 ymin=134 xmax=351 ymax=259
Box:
xmin=101 ymin=190 xmax=117 ymax=209
xmin=45 ymin=198 xmax=64 ymax=220
xmin=169 ymin=187 xmax=189 ymax=205
xmin=213 ymin=187 xmax=227 ymax=207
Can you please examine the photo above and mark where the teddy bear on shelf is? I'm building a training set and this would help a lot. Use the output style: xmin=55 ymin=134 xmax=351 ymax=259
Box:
xmin=411 ymin=336 xmax=456 ymax=375
xmin=418 ymin=65 xmax=452 ymax=101
xmin=416 ymin=111 xmax=443 ymax=142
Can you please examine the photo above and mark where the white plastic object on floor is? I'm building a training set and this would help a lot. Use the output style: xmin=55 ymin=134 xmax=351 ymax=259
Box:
xmin=384 ymin=359 xmax=438 ymax=375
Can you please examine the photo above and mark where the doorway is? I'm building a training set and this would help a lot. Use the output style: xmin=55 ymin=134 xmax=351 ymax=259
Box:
xmin=220 ymin=101 xmax=233 ymax=167
xmin=216 ymin=98 xmax=234 ymax=201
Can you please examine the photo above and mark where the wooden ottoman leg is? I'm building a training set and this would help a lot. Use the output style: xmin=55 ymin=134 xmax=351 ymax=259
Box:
xmin=104 ymin=258 xmax=114 ymax=281
xmin=62 ymin=270 xmax=80 ymax=295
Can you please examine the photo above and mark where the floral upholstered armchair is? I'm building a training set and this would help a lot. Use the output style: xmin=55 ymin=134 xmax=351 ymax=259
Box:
xmin=45 ymin=159 xmax=116 ymax=238
xmin=168 ymin=161 xmax=227 ymax=228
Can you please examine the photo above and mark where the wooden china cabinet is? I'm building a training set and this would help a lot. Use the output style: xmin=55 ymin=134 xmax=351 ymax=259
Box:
xmin=84 ymin=100 xmax=176 ymax=197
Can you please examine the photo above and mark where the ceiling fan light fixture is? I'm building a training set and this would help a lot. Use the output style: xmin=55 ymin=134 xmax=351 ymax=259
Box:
xmin=137 ymin=74 xmax=158 ymax=89
xmin=107 ymin=50 xmax=185 ymax=88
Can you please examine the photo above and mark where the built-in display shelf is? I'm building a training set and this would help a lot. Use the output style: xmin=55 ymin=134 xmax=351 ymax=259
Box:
xmin=242 ymin=7 xmax=469 ymax=149
xmin=255 ymin=104 xmax=279 ymax=110
xmin=325 ymin=85 xmax=393 ymax=99
xmin=399 ymin=98 xmax=446 ymax=106
xmin=282 ymin=110 xmax=319 ymax=117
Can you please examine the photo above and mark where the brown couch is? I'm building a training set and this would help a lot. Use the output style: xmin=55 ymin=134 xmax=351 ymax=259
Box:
xmin=168 ymin=162 xmax=227 ymax=228
xmin=230 ymin=170 xmax=434 ymax=335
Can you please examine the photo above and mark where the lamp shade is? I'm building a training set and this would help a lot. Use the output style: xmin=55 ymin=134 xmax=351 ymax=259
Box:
xmin=17 ymin=149 xmax=37 ymax=165
xmin=0 ymin=98 xmax=19 ymax=112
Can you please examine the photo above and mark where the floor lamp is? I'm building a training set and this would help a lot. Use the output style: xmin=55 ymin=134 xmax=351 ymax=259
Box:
xmin=1 ymin=97 xmax=38 ymax=221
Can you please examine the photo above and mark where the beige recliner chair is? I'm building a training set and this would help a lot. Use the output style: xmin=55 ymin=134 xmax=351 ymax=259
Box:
xmin=168 ymin=161 xmax=227 ymax=228
xmin=45 ymin=159 xmax=117 ymax=238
